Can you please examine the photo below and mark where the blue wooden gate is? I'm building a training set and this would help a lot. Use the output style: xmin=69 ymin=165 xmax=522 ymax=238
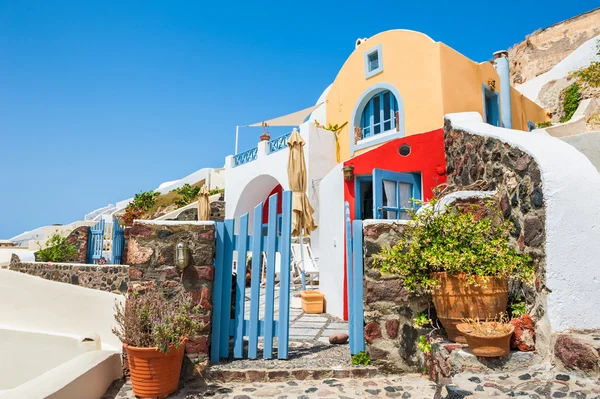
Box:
xmin=111 ymin=221 xmax=125 ymax=264
xmin=210 ymin=191 xmax=293 ymax=363
xmin=345 ymin=202 xmax=366 ymax=355
xmin=87 ymin=220 xmax=105 ymax=264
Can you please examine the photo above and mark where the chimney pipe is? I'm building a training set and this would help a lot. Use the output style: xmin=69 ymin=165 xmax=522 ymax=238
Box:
xmin=493 ymin=50 xmax=512 ymax=129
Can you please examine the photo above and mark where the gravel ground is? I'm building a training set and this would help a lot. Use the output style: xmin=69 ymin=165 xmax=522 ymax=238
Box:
xmin=210 ymin=340 xmax=352 ymax=370
xmin=103 ymin=369 xmax=600 ymax=398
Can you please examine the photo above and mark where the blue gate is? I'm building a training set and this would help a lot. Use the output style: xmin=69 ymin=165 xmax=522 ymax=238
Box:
xmin=210 ymin=191 xmax=293 ymax=362
xmin=86 ymin=220 xmax=105 ymax=264
xmin=111 ymin=221 xmax=125 ymax=265
xmin=345 ymin=202 xmax=366 ymax=355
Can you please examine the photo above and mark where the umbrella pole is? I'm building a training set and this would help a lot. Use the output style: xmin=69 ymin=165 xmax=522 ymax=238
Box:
xmin=300 ymin=229 xmax=306 ymax=291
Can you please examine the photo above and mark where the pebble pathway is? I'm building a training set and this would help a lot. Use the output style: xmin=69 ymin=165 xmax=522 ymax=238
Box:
xmin=103 ymin=370 xmax=600 ymax=398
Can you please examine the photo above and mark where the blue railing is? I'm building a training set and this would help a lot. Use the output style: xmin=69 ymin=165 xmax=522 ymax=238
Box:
xmin=233 ymin=147 xmax=258 ymax=167
xmin=268 ymin=132 xmax=291 ymax=154
xmin=233 ymin=132 xmax=292 ymax=168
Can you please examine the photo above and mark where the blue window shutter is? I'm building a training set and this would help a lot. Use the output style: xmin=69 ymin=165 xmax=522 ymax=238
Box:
xmin=372 ymin=169 xmax=421 ymax=219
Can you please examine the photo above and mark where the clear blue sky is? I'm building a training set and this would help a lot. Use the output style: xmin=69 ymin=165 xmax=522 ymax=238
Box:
xmin=1 ymin=1 xmax=597 ymax=238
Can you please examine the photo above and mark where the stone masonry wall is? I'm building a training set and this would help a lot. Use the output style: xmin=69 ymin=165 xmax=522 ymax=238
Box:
xmin=363 ymin=221 xmax=430 ymax=373
xmin=126 ymin=221 xmax=215 ymax=366
xmin=444 ymin=121 xmax=549 ymax=350
xmin=9 ymin=254 xmax=129 ymax=294
xmin=168 ymin=201 xmax=226 ymax=222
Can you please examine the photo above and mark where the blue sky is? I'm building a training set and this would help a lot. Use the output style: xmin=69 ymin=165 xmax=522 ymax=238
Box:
xmin=0 ymin=1 xmax=597 ymax=238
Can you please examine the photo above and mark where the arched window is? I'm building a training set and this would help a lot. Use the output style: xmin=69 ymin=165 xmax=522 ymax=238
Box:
xmin=360 ymin=90 xmax=399 ymax=139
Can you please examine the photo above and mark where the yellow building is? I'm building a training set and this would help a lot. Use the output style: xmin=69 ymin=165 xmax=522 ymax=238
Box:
xmin=325 ymin=30 xmax=549 ymax=160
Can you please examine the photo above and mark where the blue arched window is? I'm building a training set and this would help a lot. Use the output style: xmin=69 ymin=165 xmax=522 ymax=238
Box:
xmin=360 ymin=90 xmax=399 ymax=139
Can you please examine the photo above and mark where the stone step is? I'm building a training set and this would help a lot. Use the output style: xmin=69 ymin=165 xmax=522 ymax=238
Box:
xmin=205 ymin=366 xmax=379 ymax=383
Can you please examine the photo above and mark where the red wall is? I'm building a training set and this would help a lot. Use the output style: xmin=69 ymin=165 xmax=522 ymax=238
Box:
xmin=341 ymin=128 xmax=447 ymax=319
xmin=262 ymin=185 xmax=283 ymax=223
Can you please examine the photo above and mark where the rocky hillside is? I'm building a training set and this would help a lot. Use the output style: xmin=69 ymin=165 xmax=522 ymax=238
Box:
xmin=509 ymin=8 xmax=600 ymax=86
xmin=508 ymin=8 xmax=600 ymax=127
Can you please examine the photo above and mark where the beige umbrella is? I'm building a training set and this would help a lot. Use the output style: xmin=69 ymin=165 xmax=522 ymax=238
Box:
xmin=287 ymin=129 xmax=318 ymax=236
xmin=197 ymin=185 xmax=211 ymax=221
xmin=287 ymin=129 xmax=317 ymax=290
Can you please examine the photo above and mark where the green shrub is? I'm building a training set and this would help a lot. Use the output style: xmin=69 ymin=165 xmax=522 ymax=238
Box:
xmin=536 ymin=121 xmax=552 ymax=128
xmin=570 ymin=39 xmax=600 ymax=88
xmin=172 ymin=184 xmax=201 ymax=208
xmin=209 ymin=186 xmax=224 ymax=196
xmin=129 ymin=190 xmax=159 ymax=212
xmin=510 ymin=297 xmax=527 ymax=318
xmin=561 ymin=83 xmax=581 ymax=123
xmin=374 ymin=198 xmax=533 ymax=293
xmin=37 ymin=233 xmax=77 ymax=262
xmin=417 ymin=335 xmax=432 ymax=354
xmin=351 ymin=350 xmax=371 ymax=366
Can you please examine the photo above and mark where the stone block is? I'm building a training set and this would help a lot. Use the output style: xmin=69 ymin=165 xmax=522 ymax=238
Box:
xmin=127 ymin=238 xmax=154 ymax=265
xmin=554 ymin=335 xmax=600 ymax=372
xmin=386 ymin=319 xmax=400 ymax=339
xmin=364 ymin=321 xmax=382 ymax=343
xmin=186 ymin=336 xmax=208 ymax=354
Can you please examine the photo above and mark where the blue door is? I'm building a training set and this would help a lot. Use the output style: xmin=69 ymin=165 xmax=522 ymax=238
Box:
xmin=483 ymin=85 xmax=500 ymax=127
xmin=372 ymin=169 xmax=421 ymax=220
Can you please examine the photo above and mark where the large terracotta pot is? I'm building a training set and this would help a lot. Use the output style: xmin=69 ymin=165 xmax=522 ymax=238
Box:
xmin=456 ymin=323 xmax=514 ymax=357
xmin=125 ymin=339 xmax=187 ymax=399
xmin=431 ymin=273 xmax=508 ymax=343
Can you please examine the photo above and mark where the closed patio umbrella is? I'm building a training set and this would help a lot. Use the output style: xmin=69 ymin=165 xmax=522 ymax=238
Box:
xmin=197 ymin=185 xmax=211 ymax=221
xmin=287 ymin=128 xmax=317 ymax=289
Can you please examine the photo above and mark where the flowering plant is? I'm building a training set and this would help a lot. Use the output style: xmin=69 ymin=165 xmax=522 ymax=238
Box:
xmin=374 ymin=197 xmax=533 ymax=293
xmin=113 ymin=288 xmax=203 ymax=353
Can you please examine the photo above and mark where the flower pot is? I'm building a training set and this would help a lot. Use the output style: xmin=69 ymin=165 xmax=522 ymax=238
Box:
xmin=456 ymin=323 xmax=514 ymax=357
xmin=301 ymin=291 xmax=324 ymax=314
xmin=431 ymin=273 xmax=508 ymax=343
xmin=125 ymin=339 xmax=187 ymax=399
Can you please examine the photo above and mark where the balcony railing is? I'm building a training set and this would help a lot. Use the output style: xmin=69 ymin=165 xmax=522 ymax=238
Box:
xmin=233 ymin=147 xmax=258 ymax=167
xmin=268 ymin=132 xmax=291 ymax=153
xmin=232 ymin=132 xmax=293 ymax=167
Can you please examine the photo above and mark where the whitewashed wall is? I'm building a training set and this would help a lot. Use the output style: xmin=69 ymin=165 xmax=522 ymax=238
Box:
xmin=317 ymin=164 xmax=345 ymax=319
xmin=447 ymin=112 xmax=600 ymax=331
xmin=0 ymin=269 xmax=124 ymax=351
xmin=224 ymin=122 xmax=336 ymax=246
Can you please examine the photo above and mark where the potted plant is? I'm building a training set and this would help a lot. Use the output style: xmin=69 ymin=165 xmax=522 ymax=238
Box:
xmin=374 ymin=197 xmax=533 ymax=342
xmin=456 ymin=316 xmax=514 ymax=357
xmin=113 ymin=288 xmax=203 ymax=398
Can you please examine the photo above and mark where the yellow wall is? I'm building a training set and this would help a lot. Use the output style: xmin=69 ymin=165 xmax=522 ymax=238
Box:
xmin=511 ymin=88 xmax=550 ymax=130
xmin=326 ymin=30 xmax=445 ymax=161
xmin=326 ymin=29 xmax=549 ymax=162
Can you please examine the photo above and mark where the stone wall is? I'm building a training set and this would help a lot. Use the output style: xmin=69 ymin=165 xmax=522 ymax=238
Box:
xmin=362 ymin=220 xmax=429 ymax=373
xmin=9 ymin=254 xmax=129 ymax=294
xmin=168 ymin=201 xmax=226 ymax=222
xmin=444 ymin=122 xmax=549 ymax=348
xmin=126 ymin=220 xmax=215 ymax=365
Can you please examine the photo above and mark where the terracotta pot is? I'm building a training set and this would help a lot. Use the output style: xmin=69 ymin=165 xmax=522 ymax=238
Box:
xmin=431 ymin=273 xmax=508 ymax=343
xmin=456 ymin=323 xmax=514 ymax=357
xmin=125 ymin=339 xmax=187 ymax=399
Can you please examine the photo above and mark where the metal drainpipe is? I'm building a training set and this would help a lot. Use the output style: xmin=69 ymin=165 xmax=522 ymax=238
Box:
xmin=494 ymin=50 xmax=512 ymax=129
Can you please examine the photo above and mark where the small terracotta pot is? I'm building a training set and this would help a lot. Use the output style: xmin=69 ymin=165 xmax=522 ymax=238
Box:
xmin=456 ymin=323 xmax=514 ymax=357
xmin=125 ymin=338 xmax=187 ymax=399
xmin=431 ymin=273 xmax=508 ymax=343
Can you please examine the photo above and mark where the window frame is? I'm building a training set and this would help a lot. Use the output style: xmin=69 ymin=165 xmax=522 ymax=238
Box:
xmin=350 ymin=83 xmax=405 ymax=156
xmin=364 ymin=44 xmax=383 ymax=79
xmin=372 ymin=169 xmax=421 ymax=220
xmin=360 ymin=90 xmax=398 ymax=139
